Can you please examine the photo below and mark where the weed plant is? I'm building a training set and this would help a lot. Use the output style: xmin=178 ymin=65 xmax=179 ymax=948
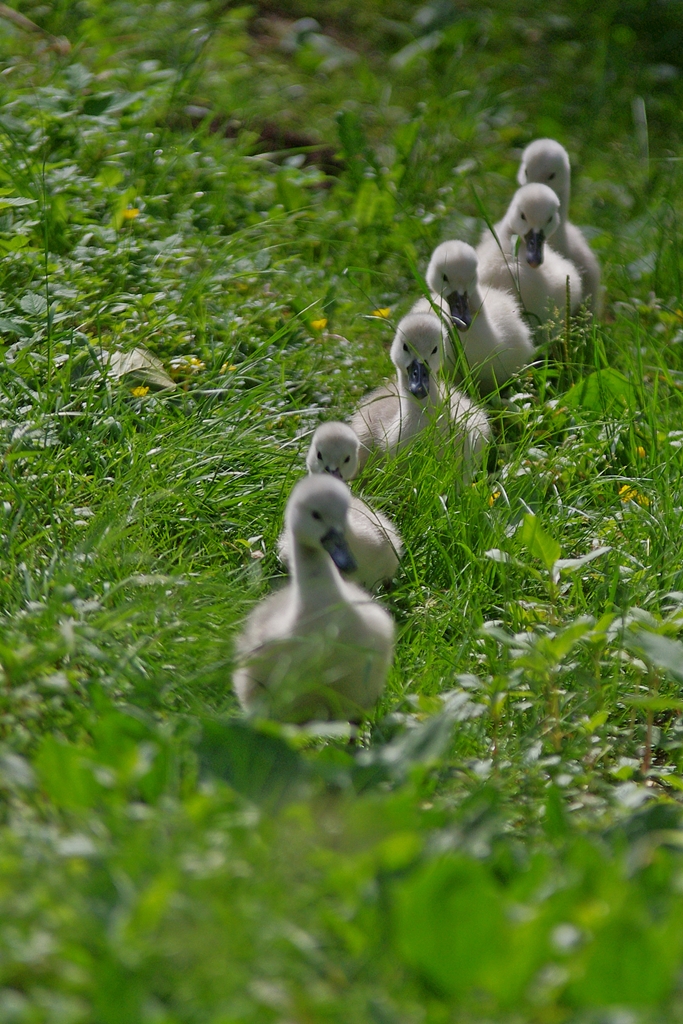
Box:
xmin=1 ymin=1 xmax=683 ymax=1021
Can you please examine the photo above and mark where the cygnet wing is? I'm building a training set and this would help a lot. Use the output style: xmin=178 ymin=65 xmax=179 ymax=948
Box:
xmin=476 ymin=228 xmax=519 ymax=294
xmin=473 ymin=286 xmax=535 ymax=388
xmin=520 ymin=244 xmax=583 ymax=317
xmin=563 ymin=222 xmax=602 ymax=313
xmin=441 ymin=385 xmax=491 ymax=481
xmin=235 ymin=585 xmax=295 ymax=658
xmin=339 ymin=576 xmax=395 ymax=653
xmin=350 ymin=383 xmax=399 ymax=469
xmin=346 ymin=496 xmax=403 ymax=590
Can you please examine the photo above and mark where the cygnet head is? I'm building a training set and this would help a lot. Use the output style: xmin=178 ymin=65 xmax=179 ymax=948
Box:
xmin=285 ymin=474 xmax=356 ymax=572
xmin=517 ymin=138 xmax=570 ymax=211
xmin=390 ymin=312 xmax=443 ymax=401
xmin=506 ymin=183 xmax=561 ymax=269
xmin=426 ymin=240 xmax=478 ymax=332
xmin=306 ymin=421 xmax=360 ymax=481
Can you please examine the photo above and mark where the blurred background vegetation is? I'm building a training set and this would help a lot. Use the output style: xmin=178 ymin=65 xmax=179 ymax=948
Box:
xmin=0 ymin=1 xmax=682 ymax=1022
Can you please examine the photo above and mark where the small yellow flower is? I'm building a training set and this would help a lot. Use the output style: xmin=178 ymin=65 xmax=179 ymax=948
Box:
xmin=488 ymin=491 xmax=501 ymax=507
xmin=130 ymin=385 xmax=149 ymax=397
xmin=170 ymin=355 xmax=205 ymax=378
xmin=311 ymin=318 xmax=328 ymax=331
xmin=636 ymin=446 xmax=646 ymax=458
xmin=372 ymin=307 xmax=391 ymax=318
xmin=122 ymin=207 xmax=139 ymax=220
xmin=220 ymin=363 xmax=237 ymax=373
xmin=619 ymin=484 xmax=650 ymax=506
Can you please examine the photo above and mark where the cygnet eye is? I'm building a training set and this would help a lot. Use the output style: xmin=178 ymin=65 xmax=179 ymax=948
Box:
xmin=520 ymin=212 xmax=526 ymax=221
xmin=548 ymin=172 xmax=556 ymax=180
xmin=547 ymin=216 xmax=553 ymax=225
xmin=431 ymin=346 xmax=438 ymax=355
xmin=442 ymin=273 xmax=448 ymax=283
xmin=343 ymin=455 xmax=350 ymax=463
xmin=317 ymin=451 xmax=323 ymax=460
xmin=311 ymin=510 xmax=322 ymax=521
xmin=403 ymin=343 xmax=408 ymax=352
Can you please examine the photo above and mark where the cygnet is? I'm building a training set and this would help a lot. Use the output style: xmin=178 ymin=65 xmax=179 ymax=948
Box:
xmin=278 ymin=421 xmax=404 ymax=590
xmin=518 ymin=138 xmax=602 ymax=313
xmin=350 ymin=311 xmax=490 ymax=477
xmin=476 ymin=183 xmax=583 ymax=324
xmin=233 ymin=475 xmax=395 ymax=723
xmin=413 ymin=239 xmax=535 ymax=393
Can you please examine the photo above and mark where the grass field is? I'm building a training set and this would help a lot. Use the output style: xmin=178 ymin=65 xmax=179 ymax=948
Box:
xmin=2 ymin=1 xmax=683 ymax=1021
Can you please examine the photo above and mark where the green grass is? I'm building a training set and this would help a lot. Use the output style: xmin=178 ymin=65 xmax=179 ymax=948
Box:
xmin=2 ymin=0 xmax=683 ymax=1020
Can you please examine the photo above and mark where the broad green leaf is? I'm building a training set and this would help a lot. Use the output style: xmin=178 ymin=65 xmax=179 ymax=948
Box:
xmin=543 ymin=784 xmax=569 ymax=839
xmin=91 ymin=708 xmax=171 ymax=802
xmin=622 ymin=696 xmax=683 ymax=711
xmin=626 ymin=629 xmax=683 ymax=682
xmin=393 ymin=119 xmax=420 ymax=161
xmin=358 ymin=697 xmax=484 ymax=785
xmin=393 ymin=855 xmax=507 ymax=997
xmin=519 ymin=514 xmax=561 ymax=571
xmin=545 ymin=616 xmax=595 ymax=662
xmin=569 ymin=900 xmax=683 ymax=1006
xmin=197 ymin=719 xmax=306 ymax=808
xmin=82 ymin=92 xmax=115 ymax=116
xmin=0 ymin=236 xmax=30 ymax=252
xmin=0 ymin=197 xmax=36 ymax=208
xmin=353 ymin=179 xmax=395 ymax=228
xmin=97 ymin=165 xmax=124 ymax=188
xmin=564 ymin=368 xmax=638 ymax=416
xmin=336 ymin=110 xmax=367 ymax=161
xmin=19 ymin=292 xmax=47 ymax=315
xmin=581 ymin=709 xmax=609 ymax=733
xmin=34 ymin=736 xmax=101 ymax=811
xmin=275 ymin=171 xmax=308 ymax=212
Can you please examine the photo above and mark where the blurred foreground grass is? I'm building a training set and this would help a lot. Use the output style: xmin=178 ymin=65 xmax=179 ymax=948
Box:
xmin=1 ymin=1 xmax=683 ymax=1021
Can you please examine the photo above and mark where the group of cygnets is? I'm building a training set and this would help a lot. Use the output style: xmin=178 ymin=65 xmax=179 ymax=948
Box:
xmin=233 ymin=138 xmax=602 ymax=724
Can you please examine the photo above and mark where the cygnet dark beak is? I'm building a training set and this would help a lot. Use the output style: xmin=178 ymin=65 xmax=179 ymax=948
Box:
xmin=326 ymin=467 xmax=344 ymax=480
xmin=446 ymin=291 xmax=472 ymax=331
xmin=525 ymin=229 xmax=545 ymax=268
xmin=321 ymin=528 xmax=357 ymax=573
xmin=408 ymin=359 xmax=430 ymax=400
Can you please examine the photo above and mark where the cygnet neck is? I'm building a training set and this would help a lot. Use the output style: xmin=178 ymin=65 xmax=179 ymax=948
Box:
xmin=555 ymin=177 xmax=571 ymax=224
xmin=551 ymin=214 xmax=569 ymax=252
xmin=498 ymin=214 xmax=518 ymax=252
xmin=467 ymin=279 xmax=484 ymax=314
xmin=290 ymin=532 xmax=346 ymax=612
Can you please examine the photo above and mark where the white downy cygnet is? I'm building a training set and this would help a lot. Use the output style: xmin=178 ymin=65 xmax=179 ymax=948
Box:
xmin=413 ymin=239 xmax=535 ymax=393
xmin=278 ymin=422 xmax=404 ymax=590
xmin=518 ymin=138 xmax=602 ymax=313
xmin=233 ymin=474 xmax=395 ymax=723
xmin=350 ymin=311 xmax=490 ymax=478
xmin=476 ymin=183 xmax=583 ymax=324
